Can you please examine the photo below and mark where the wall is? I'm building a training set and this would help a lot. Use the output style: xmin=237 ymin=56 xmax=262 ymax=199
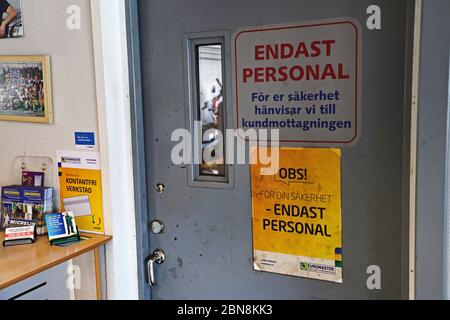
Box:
xmin=0 ymin=0 xmax=141 ymax=300
xmin=0 ymin=0 xmax=99 ymax=191
xmin=415 ymin=0 xmax=450 ymax=300
xmin=0 ymin=0 xmax=100 ymax=299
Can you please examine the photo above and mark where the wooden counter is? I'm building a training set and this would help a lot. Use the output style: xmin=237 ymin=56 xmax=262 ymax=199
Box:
xmin=0 ymin=232 xmax=112 ymax=294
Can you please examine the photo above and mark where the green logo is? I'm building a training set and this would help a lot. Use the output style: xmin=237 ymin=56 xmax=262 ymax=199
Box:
xmin=300 ymin=262 xmax=309 ymax=271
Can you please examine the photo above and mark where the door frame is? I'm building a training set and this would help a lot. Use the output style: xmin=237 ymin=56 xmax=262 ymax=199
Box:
xmin=124 ymin=0 xmax=151 ymax=300
xmin=125 ymin=0 xmax=450 ymax=300
xmin=91 ymin=0 xmax=141 ymax=299
xmin=414 ymin=0 xmax=450 ymax=300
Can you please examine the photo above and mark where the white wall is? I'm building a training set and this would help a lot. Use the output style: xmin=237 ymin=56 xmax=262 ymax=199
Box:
xmin=0 ymin=0 xmax=140 ymax=301
xmin=0 ymin=0 xmax=100 ymax=300
xmin=0 ymin=0 xmax=139 ymax=300
xmin=0 ymin=0 xmax=99 ymax=190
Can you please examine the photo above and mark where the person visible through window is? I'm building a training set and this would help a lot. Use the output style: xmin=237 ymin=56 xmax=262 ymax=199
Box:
xmin=0 ymin=0 xmax=17 ymax=38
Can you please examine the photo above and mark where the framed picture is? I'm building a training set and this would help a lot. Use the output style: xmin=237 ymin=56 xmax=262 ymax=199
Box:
xmin=1 ymin=0 xmax=24 ymax=38
xmin=0 ymin=55 xmax=53 ymax=123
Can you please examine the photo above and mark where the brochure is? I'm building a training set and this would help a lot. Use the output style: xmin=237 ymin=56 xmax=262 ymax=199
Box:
xmin=45 ymin=212 xmax=80 ymax=246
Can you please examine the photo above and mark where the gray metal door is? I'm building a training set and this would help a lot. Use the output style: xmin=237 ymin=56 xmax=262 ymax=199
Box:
xmin=137 ymin=0 xmax=413 ymax=299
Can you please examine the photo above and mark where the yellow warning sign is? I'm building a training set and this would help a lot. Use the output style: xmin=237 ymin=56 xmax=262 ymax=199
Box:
xmin=251 ymin=147 xmax=342 ymax=283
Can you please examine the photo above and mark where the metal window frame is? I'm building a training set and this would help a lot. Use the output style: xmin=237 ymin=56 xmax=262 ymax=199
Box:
xmin=183 ymin=31 xmax=235 ymax=189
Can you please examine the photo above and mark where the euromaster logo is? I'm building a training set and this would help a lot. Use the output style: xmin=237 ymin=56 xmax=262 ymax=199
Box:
xmin=61 ymin=157 xmax=81 ymax=164
xmin=300 ymin=262 xmax=336 ymax=275
xmin=300 ymin=262 xmax=309 ymax=271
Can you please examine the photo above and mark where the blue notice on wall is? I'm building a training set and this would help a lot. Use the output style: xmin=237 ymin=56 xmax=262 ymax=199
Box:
xmin=75 ymin=132 xmax=95 ymax=149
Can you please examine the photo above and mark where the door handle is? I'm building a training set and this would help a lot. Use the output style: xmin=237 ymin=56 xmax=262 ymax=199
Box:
xmin=147 ymin=249 xmax=166 ymax=287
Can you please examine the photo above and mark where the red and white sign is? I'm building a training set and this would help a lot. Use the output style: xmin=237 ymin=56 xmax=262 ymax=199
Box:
xmin=234 ymin=18 xmax=362 ymax=146
xmin=5 ymin=226 xmax=35 ymax=241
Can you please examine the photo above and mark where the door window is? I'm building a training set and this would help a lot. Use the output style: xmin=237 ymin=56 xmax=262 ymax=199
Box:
xmin=185 ymin=33 xmax=232 ymax=188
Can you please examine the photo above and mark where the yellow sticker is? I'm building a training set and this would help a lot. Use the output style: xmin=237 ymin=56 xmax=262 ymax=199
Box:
xmin=251 ymin=147 xmax=342 ymax=283
xmin=58 ymin=167 xmax=104 ymax=234
xmin=57 ymin=151 xmax=104 ymax=234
